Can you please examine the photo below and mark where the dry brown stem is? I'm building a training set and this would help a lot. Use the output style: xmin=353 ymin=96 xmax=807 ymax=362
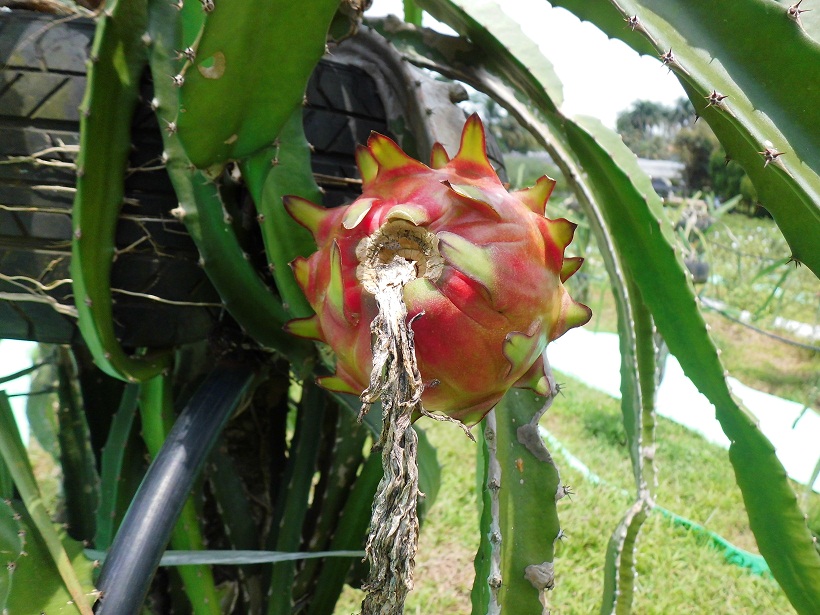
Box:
xmin=358 ymin=255 xmax=423 ymax=615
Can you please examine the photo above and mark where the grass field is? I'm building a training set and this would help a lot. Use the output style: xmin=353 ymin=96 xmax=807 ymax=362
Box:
xmin=336 ymin=376 xmax=799 ymax=613
xmin=336 ymin=162 xmax=818 ymax=614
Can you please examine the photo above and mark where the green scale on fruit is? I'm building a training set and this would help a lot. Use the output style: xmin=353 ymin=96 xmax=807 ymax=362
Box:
xmin=285 ymin=114 xmax=591 ymax=425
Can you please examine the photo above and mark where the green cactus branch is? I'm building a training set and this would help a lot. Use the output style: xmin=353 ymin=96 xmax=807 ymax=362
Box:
xmin=307 ymin=452 xmax=382 ymax=615
xmin=167 ymin=166 xmax=297 ymax=352
xmin=564 ymin=115 xmax=820 ymax=615
xmin=549 ymin=0 xmax=820 ymax=278
xmin=172 ymin=0 xmax=340 ymax=169
xmin=55 ymin=348 xmax=99 ymax=544
xmin=25 ymin=354 xmax=60 ymax=461
xmin=472 ymin=425 xmax=493 ymax=613
xmin=146 ymin=0 xmax=309 ymax=357
xmin=265 ymin=382 xmax=326 ymax=614
xmin=95 ymin=383 xmax=140 ymax=550
xmin=0 ymin=499 xmax=23 ymax=608
xmin=0 ymin=393 xmax=96 ymax=615
xmin=293 ymin=403 xmax=369 ymax=600
xmin=0 ymin=456 xmax=11 ymax=502
xmin=1 ymin=503 xmax=98 ymax=614
xmin=618 ymin=280 xmax=658 ymax=493
xmin=240 ymin=110 xmax=324 ymax=321
xmin=602 ymin=278 xmax=658 ymax=615
xmin=206 ymin=444 xmax=266 ymax=612
xmin=71 ymin=0 xmax=171 ymax=382
xmin=477 ymin=387 xmax=563 ymax=613
xmin=602 ymin=501 xmax=652 ymax=615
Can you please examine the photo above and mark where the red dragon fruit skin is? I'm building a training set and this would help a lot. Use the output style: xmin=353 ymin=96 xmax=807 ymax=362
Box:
xmin=284 ymin=114 xmax=591 ymax=425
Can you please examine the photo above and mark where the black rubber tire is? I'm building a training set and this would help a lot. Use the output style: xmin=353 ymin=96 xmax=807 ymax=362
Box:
xmin=0 ymin=12 xmax=222 ymax=347
xmin=304 ymin=60 xmax=391 ymax=208
xmin=0 ymin=11 xmax=391 ymax=347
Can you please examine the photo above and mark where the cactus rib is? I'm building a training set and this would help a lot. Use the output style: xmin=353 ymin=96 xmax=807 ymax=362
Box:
xmin=550 ymin=0 xmax=820 ymax=278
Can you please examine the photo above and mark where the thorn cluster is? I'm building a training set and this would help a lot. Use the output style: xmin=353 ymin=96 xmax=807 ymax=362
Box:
xmin=176 ymin=47 xmax=196 ymax=62
xmin=788 ymin=0 xmax=811 ymax=24
xmin=704 ymin=90 xmax=728 ymax=108
xmin=758 ymin=146 xmax=785 ymax=168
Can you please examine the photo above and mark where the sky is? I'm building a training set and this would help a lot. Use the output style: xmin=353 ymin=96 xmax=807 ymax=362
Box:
xmin=367 ymin=0 xmax=686 ymax=128
xmin=2 ymin=340 xmax=34 ymax=443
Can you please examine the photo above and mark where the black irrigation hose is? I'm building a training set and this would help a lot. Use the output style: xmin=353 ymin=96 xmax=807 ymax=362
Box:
xmin=94 ymin=364 xmax=255 ymax=615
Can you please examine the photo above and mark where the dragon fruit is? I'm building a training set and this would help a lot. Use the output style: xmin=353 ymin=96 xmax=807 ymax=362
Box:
xmin=284 ymin=114 xmax=590 ymax=425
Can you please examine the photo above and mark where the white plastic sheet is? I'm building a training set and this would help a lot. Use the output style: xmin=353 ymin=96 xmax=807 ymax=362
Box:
xmin=549 ymin=328 xmax=820 ymax=492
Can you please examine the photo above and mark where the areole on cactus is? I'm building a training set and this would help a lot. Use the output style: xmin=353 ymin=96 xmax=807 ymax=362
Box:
xmin=284 ymin=114 xmax=591 ymax=425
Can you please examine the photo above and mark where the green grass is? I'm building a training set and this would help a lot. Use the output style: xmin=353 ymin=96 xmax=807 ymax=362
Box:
xmin=335 ymin=372 xmax=802 ymax=613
